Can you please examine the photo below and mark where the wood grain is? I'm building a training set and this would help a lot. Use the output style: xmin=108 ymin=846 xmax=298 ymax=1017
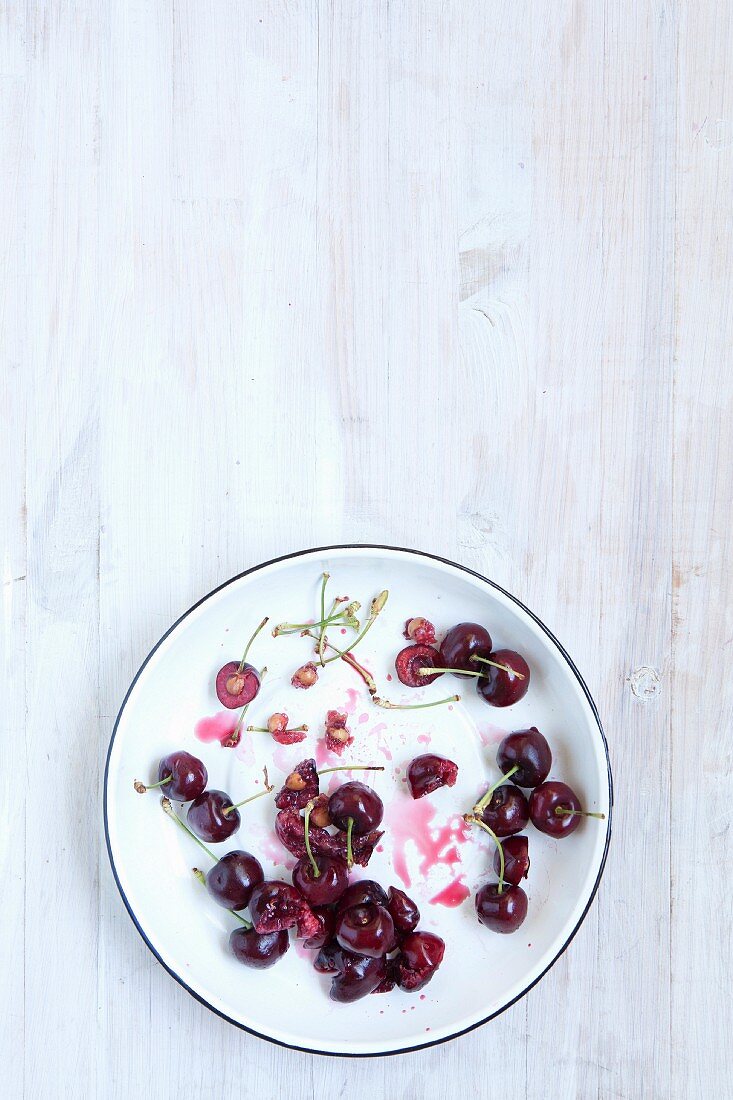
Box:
xmin=2 ymin=1 xmax=731 ymax=1097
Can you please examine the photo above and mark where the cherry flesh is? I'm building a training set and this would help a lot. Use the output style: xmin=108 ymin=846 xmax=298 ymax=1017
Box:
xmin=475 ymin=882 xmax=528 ymax=932
xmin=407 ymin=753 xmax=459 ymax=799
xmin=187 ymin=790 xmax=240 ymax=842
xmin=328 ymin=782 xmax=384 ymax=833
xmin=404 ymin=617 xmax=436 ymax=645
xmin=529 ymin=781 xmax=582 ymax=837
xmin=302 ymin=906 xmax=336 ymax=950
xmin=275 ymin=807 xmax=383 ymax=868
xmin=494 ymin=835 xmax=530 ymax=886
xmin=206 ymin=850 xmax=264 ymax=910
xmin=292 ymin=855 xmax=349 ymax=906
xmin=335 ymin=902 xmax=395 ymax=958
xmin=156 ymin=751 xmax=208 ymax=801
xmin=292 ymin=662 xmax=318 ymax=689
xmin=335 ymin=879 xmax=388 ymax=915
xmin=274 ymin=758 xmax=319 ymax=811
xmin=480 ymin=784 xmax=529 ymax=836
xmin=330 ymin=951 xmax=387 ymax=1002
xmin=215 ymin=661 xmax=261 ymax=709
xmin=439 ymin=622 xmax=493 ymax=676
xmin=248 ymin=880 xmax=313 ymax=933
xmin=395 ymin=644 xmax=444 ymax=687
xmin=229 ymin=927 xmax=290 ymax=969
xmin=397 ymin=931 xmax=445 ymax=991
xmin=324 ymin=709 xmax=352 ymax=755
xmin=497 ymin=728 xmax=551 ymax=787
xmin=387 ymin=885 xmax=420 ymax=933
xmin=476 ymin=649 xmax=530 ymax=707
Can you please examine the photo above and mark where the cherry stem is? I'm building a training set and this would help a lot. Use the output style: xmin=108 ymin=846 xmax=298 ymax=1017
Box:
xmin=322 ymin=590 xmax=389 ymax=665
xmin=192 ymin=866 xmax=253 ymax=929
xmin=161 ymin=797 xmax=217 ymax=863
xmin=555 ymin=807 xmax=606 ymax=820
xmin=470 ymin=655 xmax=526 ymax=681
xmin=237 ymin=617 xmax=269 ymax=672
xmin=303 ymin=630 xmax=378 ymax=695
xmin=303 ymin=799 xmax=320 ymax=878
xmin=225 ymin=666 xmax=267 ymax=747
xmin=346 ymin=816 xmax=354 ymax=869
xmin=223 ymin=770 xmax=275 ymax=815
xmin=465 ymin=815 xmax=506 ymax=895
xmin=419 ymin=666 xmax=484 ymax=678
xmin=473 ymin=764 xmax=520 ymax=815
xmin=317 ymin=572 xmax=329 ymax=666
xmin=134 ymin=773 xmax=171 ymax=793
xmin=316 ymin=764 xmax=385 ymax=775
xmin=374 ymin=693 xmax=460 ymax=710
xmin=272 ymin=611 xmax=346 ymax=636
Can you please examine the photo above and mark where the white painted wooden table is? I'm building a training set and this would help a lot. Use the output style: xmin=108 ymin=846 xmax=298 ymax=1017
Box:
xmin=2 ymin=2 xmax=732 ymax=1097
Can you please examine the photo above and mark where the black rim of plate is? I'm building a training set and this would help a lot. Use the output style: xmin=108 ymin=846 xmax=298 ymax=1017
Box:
xmin=103 ymin=543 xmax=613 ymax=1058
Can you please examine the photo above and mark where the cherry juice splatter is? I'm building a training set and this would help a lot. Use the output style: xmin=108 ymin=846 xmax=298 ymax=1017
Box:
xmin=194 ymin=711 xmax=238 ymax=744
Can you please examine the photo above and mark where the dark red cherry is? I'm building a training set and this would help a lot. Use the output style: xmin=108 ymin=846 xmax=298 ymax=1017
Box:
xmin=497 ymin=728 xmax=552 ymax=787
xmin=248 ymin=880 xmax=312 ymax=933
xmin=529 ymin=781 xmax=582 ymax=837
xmin=328 ymin=782 xmax=384 ymax=833
xmin=476 ymin=649 xmax=530 ymax=707
xmin=186 ymin=790 xmax=240 ymax=842
xmin=475 ymin=882 xmax=528 ymax=932
xmin=302 ymin=906 xmax=336 ymax=950
xmin=335 ymin=903 xmax=395 ymax=958
xmin=439 ymin=622 xmax=493 ymax=675
xmin=387 ymin=886 xmax=420 ymax=933
xmin=330 ymin=951 xmax=387 ymax=1002
xmin=480 ymin=784 xmax=529 ymax=837
xmin=215 ymin=661 xmax=261 ymax=709
xmin=313 ymin=939 xmax=344 ymax=973
xmin=494 ymin=835 xmax=530 ymax=885
xmin=292 ymin=855 xmax=349 ymax=906
xmin=335 ymin=879 xmax=388 ymax=915
xmin=156 ymin=751 xmax=208 ymax=801
xmin=395 ymin=643 xmax=444 ymax=687
xmin=229 ymin=926 xmax=289 ymax=968
xmin=407 ymin=753 xmax=458 ymax=799
xmin=205 ymin=850 xmax=264 ymax=910
xmin=396 ymin=931 xmax=445 ymax=990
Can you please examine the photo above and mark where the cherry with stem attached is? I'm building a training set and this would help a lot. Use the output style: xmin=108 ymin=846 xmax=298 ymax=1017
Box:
xmin=216 ymin=617 xmax=269 ymax=709
xmin=224 ymin=666 xmax=267 ymax=748
xmin=134 ymin=750 xmax=208 ymax=801
xmin=310 ymin=631 xmax=459 ymax=712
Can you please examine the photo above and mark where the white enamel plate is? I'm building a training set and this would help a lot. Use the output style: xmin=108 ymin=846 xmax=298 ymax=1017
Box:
xmin=104 ymin=545 xmax=612 ymax=1056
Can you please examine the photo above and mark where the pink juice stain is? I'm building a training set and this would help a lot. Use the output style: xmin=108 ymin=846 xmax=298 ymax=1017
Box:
xmin=417 ymin=732 xmax=431 ymax=746
xmin=387 ymin=797 xmax=470 ymax=890
xmin=370 ymin=721 xmax=392 ymax=761
xmin=342 ymin=688 xmax=360 ymax=715
xmin=358 ymin=712 xmax=370 ymax=724
xmin=429 ymin=879 xmax=470 ymax=907
xmin=194 ymin=711 xmax=238 ymax=744
xmin=477 ymin=723 xmax=508 ymax=748
xmin=315 ymin=738 xmax=340 ymax=768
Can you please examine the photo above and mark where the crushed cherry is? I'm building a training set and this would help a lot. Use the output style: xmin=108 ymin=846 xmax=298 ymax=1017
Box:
xmin=395 ymin=643 xmax=444 ymax=687
xmin=324 ymin=709 xmax=352 ymax=755
xmin=248 ymin=880 xmax=314 ymax=934
xmin=396 ymin=931 xmax=445 ymax=991
xmin=275 ymin=808 xmax=383 ymax=867
xmin=302 ymin=906 xmax=337 ymax=950
xmin=292 ymin=662 xmax=318 ymax=689
xmin=404 ymin=617 xmax=436 ymax=645
xmin=407 ymin=753 xmax=459 ymax=799
xmin=274 ymin=758 xmax=320 ymax=811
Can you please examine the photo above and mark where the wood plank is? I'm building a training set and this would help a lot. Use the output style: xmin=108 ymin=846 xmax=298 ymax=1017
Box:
xmin=672 ymin=3 xmax=733 ymax=1096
